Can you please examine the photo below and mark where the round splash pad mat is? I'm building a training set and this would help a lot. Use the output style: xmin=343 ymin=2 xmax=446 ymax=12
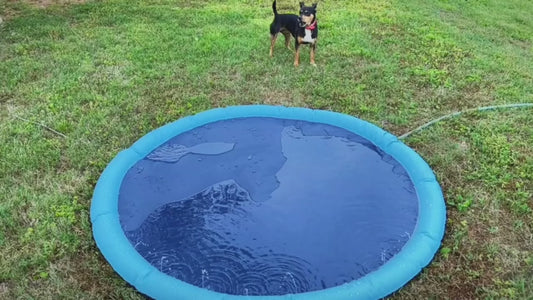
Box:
xmin=91 ymin=105 xmax=446 ymax=300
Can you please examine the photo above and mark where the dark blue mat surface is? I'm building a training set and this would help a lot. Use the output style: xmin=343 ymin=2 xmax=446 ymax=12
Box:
xmin=119 ymin=117 xmax=418 ymax=296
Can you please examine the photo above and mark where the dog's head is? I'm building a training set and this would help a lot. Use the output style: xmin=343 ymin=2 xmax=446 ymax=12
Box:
xmin=298 ymin=2 xmax=317 ymax=27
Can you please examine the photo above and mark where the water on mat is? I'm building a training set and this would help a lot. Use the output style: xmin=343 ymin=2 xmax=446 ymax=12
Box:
xmin=119 ymin=117 xmax=418 ymax=296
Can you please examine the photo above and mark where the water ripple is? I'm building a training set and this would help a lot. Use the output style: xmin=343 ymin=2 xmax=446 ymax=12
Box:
xmin=125 ymin=180 xmax=318 ymax=296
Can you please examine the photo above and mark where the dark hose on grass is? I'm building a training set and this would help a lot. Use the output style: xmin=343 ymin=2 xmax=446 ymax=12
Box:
xmin=399 ymin=103 xmax=533 ymax=140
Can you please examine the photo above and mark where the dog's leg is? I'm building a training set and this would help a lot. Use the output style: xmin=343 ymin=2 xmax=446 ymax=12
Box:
xmin=270 ymin=33 xmax=278 ymax=57
xmin=310 ymin=43 xmax=317 ymax=66
xmin=294 ymin=43 xmax=301 ymax=67
xmin=282 ymin=31 xmax=292 ymax=50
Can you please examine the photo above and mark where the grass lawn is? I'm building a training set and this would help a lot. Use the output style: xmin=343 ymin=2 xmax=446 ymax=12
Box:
xmin=0 ymin=0 xmax=532 ymax=298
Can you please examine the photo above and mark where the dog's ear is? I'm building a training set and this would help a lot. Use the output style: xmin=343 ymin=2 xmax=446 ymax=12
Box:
xmin=299 ymin=2 xmax=305 ymax=8
xmin=312 ymin=3 xmax=317 ymax=8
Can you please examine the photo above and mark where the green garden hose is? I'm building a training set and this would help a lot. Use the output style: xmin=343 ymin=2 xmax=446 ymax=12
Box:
xmin=399 ymin=103 xmax=533 ymax=140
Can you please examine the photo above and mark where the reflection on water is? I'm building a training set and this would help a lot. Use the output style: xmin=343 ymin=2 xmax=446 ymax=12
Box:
xmin=120 ymin=118 xmax=418 ymax=296
xmin=126 ymin=180 xmax=316 ymax=295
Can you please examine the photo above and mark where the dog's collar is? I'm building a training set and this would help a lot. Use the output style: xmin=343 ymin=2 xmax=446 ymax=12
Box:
xmin=306 ymin=20 xmax=317 ymax=30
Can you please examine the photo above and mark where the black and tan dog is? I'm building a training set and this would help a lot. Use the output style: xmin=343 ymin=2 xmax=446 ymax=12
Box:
xmin=269 ymin=0 xmax=318 ymax=67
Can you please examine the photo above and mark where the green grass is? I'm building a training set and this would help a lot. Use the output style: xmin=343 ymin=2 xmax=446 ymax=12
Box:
xmin=1 ymin=0 xmax=532 ymax=298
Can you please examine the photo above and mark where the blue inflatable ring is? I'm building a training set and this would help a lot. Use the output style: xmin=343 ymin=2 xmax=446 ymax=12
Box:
xmin=91 ymin=105 xmax=446 ymax=299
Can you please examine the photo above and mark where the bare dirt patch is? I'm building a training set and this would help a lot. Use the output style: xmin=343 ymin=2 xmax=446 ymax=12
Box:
xmin=0 ymin=282 xmax=12 ymax=298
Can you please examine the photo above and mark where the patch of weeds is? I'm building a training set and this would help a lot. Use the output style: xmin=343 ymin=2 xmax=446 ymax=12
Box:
xmin=52 ymin=196 xmax=84 ymax=225
xmin=449 ymin=194 xmax=473 ymax=213
xmin=440 ymin=247 xmax=451 ymax=259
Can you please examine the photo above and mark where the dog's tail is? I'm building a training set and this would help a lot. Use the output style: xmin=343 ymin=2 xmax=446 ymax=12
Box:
xmin=272 ymin=0 xmax=278 ymax=15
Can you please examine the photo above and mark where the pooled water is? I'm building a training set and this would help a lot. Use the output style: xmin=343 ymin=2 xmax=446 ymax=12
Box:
xmin=147 ymin=142 xmax=235 ymax=163
xmin=119 ymin=117 xmax=418 ymax=296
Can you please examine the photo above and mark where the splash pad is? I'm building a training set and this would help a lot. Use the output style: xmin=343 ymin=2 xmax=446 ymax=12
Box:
xmin=91 ymin=106 xmax=445 ymax=299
